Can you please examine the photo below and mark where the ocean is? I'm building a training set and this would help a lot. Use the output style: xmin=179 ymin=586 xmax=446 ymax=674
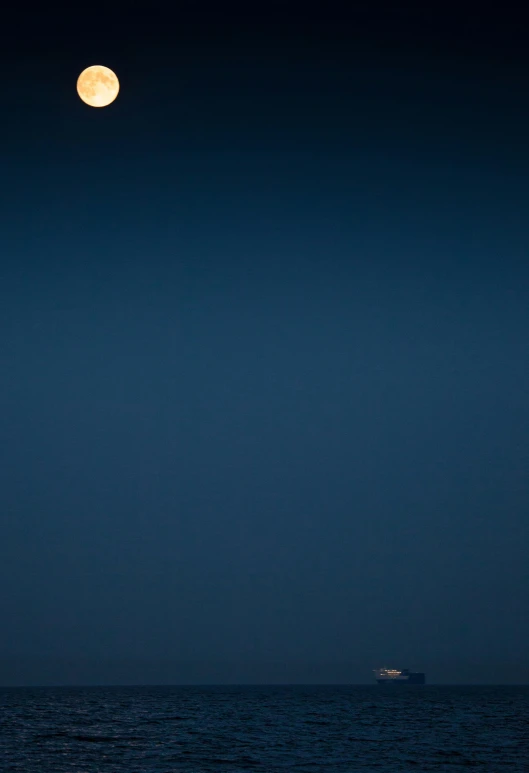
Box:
xmin=0 ymin=685 xmax=527 ymax=771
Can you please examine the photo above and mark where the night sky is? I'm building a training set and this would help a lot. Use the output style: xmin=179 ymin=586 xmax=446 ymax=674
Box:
xmin=1 ymin=5 xmax=528 ymax=686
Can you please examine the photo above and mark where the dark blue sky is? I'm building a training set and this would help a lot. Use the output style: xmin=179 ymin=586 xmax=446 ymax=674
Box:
xmin=1 ymin=5 xmax=528 ymax=685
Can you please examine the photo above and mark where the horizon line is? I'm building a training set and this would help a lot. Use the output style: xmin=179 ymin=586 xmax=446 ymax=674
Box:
xmin=2 ymin=682 xmax=529 ymax=689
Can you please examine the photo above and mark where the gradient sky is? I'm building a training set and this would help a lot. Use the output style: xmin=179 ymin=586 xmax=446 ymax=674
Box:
xmin=1 ymin=5 xmax=528 ymax=685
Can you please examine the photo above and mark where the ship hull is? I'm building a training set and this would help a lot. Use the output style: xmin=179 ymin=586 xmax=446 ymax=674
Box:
xmin=377 ymin=673 xmax=425 ymax=685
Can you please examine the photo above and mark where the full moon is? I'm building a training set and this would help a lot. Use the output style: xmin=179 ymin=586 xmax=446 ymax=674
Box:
xmin=77 ymin=65 xmax=119 ymax=107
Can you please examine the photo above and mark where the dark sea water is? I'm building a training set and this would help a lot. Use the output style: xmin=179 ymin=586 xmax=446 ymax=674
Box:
xmin=0 ymin=685 xmax=528 ymax=772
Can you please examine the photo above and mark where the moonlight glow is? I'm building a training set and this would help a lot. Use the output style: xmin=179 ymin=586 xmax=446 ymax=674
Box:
xmin=77 ymin=65 xmax=119 ymax=107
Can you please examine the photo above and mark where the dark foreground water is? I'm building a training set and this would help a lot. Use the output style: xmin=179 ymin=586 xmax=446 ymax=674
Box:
xmin=1 ymin=685 xmax=528 ymax=772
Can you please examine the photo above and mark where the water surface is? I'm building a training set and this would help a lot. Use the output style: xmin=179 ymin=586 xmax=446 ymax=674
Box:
xmin=1 ymin=684 xmax=527 ymax=771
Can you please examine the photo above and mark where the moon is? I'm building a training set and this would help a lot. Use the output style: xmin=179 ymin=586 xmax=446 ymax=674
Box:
xmin=77 ymin=65 xmax=119 ymax=108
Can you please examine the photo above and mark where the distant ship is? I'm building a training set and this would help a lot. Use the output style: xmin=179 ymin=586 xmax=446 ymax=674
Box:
xmin=374 ymin=667 xmax=426 ymax=684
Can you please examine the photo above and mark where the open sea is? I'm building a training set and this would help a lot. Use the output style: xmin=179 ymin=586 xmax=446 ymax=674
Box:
xmin=0 ymin=685 xmax=527 ymax=772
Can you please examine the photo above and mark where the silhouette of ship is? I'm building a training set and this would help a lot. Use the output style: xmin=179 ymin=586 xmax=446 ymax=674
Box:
xmin=374 ymin=667 xmax=426 ymax=684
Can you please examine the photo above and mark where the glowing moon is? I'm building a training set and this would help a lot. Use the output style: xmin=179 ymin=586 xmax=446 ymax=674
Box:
xmin=77 ymin=65 xmax=119 ymax=108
